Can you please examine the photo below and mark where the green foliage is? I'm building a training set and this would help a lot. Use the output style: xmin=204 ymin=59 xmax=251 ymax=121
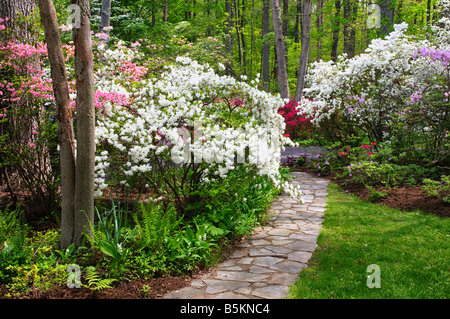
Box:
xmin=87 ymin=201 xmax=132 ymax=276
xmin=133 ymin=201 xmax=180 ymax=252
xmin=296 ymin=156 xmax=306 ymax=166
xmin=82 ymin=266 xmax=116 ymax=291
xmin=422 ymin=175 xmax=450 ymax=203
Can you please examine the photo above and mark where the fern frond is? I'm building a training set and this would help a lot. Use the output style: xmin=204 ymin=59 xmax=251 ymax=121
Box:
xmin=83 ymin=266 xmax=116 ymax=291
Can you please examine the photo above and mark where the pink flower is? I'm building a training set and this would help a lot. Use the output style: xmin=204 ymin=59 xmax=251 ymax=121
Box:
xmin=28 ymin=142 xmax=35 ymax=148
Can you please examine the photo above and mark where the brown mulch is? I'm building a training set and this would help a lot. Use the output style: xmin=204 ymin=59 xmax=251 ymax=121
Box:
xmin=29 ymin=276 xmax=193 ymax=299
xmin=292 ymin=165 xmax=449 ymax=218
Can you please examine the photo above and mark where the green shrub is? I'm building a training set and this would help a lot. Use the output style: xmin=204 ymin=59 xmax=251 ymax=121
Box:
xmin=422 ymin=175 xmax=450 ymax=203
xmin=133 ymin=201 xmax=181 ymax=252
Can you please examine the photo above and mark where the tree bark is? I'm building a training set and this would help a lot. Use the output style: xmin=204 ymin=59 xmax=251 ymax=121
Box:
xmin=282 ymin=0 xmax=289 ymax=66
xmin=294 ymin=0 xmax=301 ymax=44
xmin=331 ymin=0 xmax=341 ymax=62
xmin=294 ymin=0 xmax=311 ymax=101
xmin=378 ymin=0 xmax=394 ymax=37
xmin=0 ymin=0 xmax=37 ymax=42
xmin=262 ymin=0 xmax=270 ymax=91
xmin=343 ymin=0 xmax=356 ymax=58
xmin=271 ymin=0 xmax=290 ymax=99
xmin=38 ymin=0 xmax=76 ymax=250
xmin=163 ymin=0 xmax=168 ymax=22
xmin=316 ymin=0 xmax=323 ymax=60
xmin=72 ymin=0 xmax=96 ymax=248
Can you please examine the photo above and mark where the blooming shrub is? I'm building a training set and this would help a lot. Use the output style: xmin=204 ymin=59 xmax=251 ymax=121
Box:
xmin=300 ymin=22 xmax=450 ymax=166
xmin=94 ymin=51 xmax=301 ymax=208
xmin=278 ymin=99 xmax=313 ymax=140
xmin=1 ymin=18 xmax=302 ymax=214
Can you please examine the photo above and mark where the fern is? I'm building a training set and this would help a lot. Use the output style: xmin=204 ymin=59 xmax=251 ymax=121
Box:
xmin=83 ymin=266 xmax=116 ymax=291
xmin=133 ymin=201 xmax=180 ymax=251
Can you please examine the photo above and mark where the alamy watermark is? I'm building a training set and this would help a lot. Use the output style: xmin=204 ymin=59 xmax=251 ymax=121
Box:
xmin=366 ymin=264 xmax=381 ymax=288
xmin=367 ymin=4 xmax=381 ymax=29
xmin=66 ymin=4 xmax=81 ymax=30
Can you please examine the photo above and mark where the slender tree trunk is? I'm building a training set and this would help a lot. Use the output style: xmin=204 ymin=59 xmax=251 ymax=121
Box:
xmin=427 ymin=0 xmax=431 ymax=25
xmin=378 ymin=0 xmax=394 ymax=37
xmin=234 ymin=0 xmax=243 ymax=69
xmin=100 ymin=0 xmax=111 ymax=37
xmin=262 ymin=0 xmax=270 ymax=91
xmin=240 ymin=0 xmax=248 ymax=75
xmin=282 ymin=0 xmax=289 ymax=66
xmin=316 ymin=0 xmax=323 ymax=60
xmin=38 ymin=0 xmax=76 ymax=250
xmin=294 ymin=0 xmax=311 ymax=101
xmin=343 ymin=0 xmax=350 ymax=56
xmin=163 ymin=0 xmax=168 ymax=22
xmin=72 ymin=0 xmax=96 ymax=248
xmin=331 ymin=0 xmax=341 ymax=62
xmin=343 ymin=0 xmax=356 ymax=58
xmin=294 ymin=0 xmax=301 ymax=44
xmin=271 ymin=0 xmax=290 ymax=98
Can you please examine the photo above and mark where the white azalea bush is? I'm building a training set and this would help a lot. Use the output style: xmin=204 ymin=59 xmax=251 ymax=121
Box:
xmin=300 ymin=21 xmax=450 ymax=165
xmin=93 ymin=46 xmax=300 ymax=211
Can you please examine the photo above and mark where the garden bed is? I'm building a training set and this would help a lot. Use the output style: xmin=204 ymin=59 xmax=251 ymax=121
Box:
xmin=291 ymin=165 xmax=449 ymax=218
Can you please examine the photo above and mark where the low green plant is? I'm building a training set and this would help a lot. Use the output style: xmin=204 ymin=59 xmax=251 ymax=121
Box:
xmin=422 ymin=175 xmax=450 ymax=203
xmin=87 ymin=202 xmax=132 ymax=276
xmin=296 ymin=156 xmax=306 ymax=166
xmin=82 ymin=266 xmax=116 ymax=291
xmin=133 ymin=201 xmax=181 ymax=252
xmin=365 ymin=185 xmax=388 ymax=202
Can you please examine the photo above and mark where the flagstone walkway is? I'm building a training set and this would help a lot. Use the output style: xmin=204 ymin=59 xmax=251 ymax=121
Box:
xmin=164 ymin=171 xmax=329 ymax=299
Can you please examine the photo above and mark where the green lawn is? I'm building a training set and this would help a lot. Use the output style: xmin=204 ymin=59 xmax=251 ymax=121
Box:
xmin=288 ymin=183 xmax=450 ymax=299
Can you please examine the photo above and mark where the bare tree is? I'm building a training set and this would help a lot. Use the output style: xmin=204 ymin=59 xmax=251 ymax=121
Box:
xmin=271 ymin=0 xmax=290 ymax=99
xmin=38 ymin=0 xmax=76 ymax=250
xmin=294 ymin=0 xmax=311 ymax=101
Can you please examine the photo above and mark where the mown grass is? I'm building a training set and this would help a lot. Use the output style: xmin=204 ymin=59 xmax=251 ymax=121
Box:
xmin=288 ymin=183 xmax=450 ymax=299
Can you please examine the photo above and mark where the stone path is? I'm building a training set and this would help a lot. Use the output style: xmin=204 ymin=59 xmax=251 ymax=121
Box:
xmin=164 ymin=171 xmax=329 ymax=299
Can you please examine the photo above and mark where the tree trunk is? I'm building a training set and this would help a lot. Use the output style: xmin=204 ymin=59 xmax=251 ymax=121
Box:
xmin=38 ymin=0 xmax=76 ymax=250
xmin=294 ymin=0 xmax=311 ymax=101
xmin=100 ymin=0 xmax=111 ymax=43
xmin=72 ymin=0 xmax=96 ymax=248
xmin=316 ymin=0 xmax=323 ymax=60
xmin=271 ymin=0 xmax=290 ymax=99
xmin=294 ymin=0 xmax=301 ymax=44
xmin=234 ymin=0 xmax=243 ymax=69
xmin=163 ymin=0 xmax=168 ymax=22
xmin=331 ymin=0 xmax=341 ymax=62
xmin=378 ymin=0 xmax=394 ymax=37
xmin=282 ymin=0 xmax=289 ymax=66
xmin=262 ymin=0 xmax=270 ymax=91
xmin=343 ymin=0 xmax=356 ymax=58
xmin=240 ymin=0 xmax=248 ymax=76
xmin=0 ymin=0 xmax=37 ymax=42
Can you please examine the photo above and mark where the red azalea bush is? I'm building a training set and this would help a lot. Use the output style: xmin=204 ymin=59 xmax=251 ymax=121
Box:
xmin=278 ymin=99 xmax=313 ymax=140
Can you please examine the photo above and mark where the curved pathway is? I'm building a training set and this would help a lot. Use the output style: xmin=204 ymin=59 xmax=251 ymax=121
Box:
xmin=164 ymin=171 xmax=329 ymax=299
